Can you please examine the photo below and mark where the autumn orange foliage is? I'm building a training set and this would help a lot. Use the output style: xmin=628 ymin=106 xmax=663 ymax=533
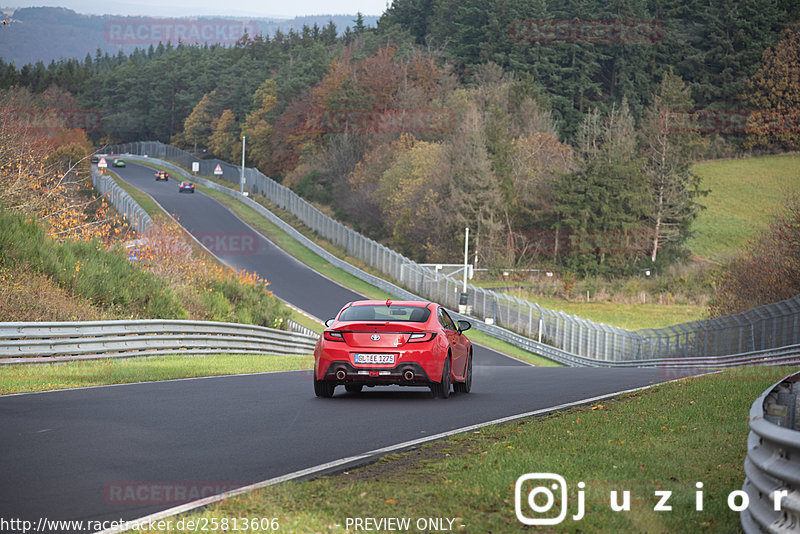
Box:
xmin=1 ymin=92 xmax=129 ymax=244
xmin=710 ymin=195 xmax=800 ymax=316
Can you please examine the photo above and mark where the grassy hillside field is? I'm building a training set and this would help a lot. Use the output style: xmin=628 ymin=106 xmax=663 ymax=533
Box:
xmin=688 ymin=153 xmax=800 ymax=262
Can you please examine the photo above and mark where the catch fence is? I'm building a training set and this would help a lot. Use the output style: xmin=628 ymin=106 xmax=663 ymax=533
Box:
xmin=91 ymin=167 xmax=151 ymax=234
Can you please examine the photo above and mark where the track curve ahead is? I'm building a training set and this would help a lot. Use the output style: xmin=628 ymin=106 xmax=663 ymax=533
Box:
xmin=0 ymin=162 xmax=669 ymax=530
xmin=119 ymin=162 xmax=361 ymax=322
xmin=113 ymin=161 xmax=519 ymax=369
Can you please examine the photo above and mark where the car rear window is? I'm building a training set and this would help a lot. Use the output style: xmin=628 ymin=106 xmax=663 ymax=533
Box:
xmin=339 ymin=305 xmax=431 ymax=323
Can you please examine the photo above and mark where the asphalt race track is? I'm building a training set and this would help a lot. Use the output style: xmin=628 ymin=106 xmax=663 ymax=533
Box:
xmin=0 ymin=368 xmax=667 ymax=530
xmin=117 ymin=162 xmax=361 ymax=322
xmin=0 ymin=162 xmax=670 ymax=530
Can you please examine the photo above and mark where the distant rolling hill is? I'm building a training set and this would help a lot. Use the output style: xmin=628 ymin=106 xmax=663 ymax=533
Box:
xmin=0 ymin=7 xmax=378 ymax=66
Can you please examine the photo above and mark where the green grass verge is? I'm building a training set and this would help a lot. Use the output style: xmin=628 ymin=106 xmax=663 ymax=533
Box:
xmin=468 ymin=330 xmax=560 ymax=366
xmin=688 ymin=154 xmax=800 ymax=262
xmin=133 ymin=366 xmax=797 ymax=533
xmin=0 ymin=353 xmax=313 ymax=396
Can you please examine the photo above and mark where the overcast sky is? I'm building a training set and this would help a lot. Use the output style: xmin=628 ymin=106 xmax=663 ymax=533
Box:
xmin=6 ymin=0 xmax=391 ymax=18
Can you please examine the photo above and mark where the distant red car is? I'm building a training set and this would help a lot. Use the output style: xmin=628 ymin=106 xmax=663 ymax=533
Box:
xmin=155 ymin=171 xmax=169 ymax=181
xmin=313 ymin=300 xmax=472 ymax=398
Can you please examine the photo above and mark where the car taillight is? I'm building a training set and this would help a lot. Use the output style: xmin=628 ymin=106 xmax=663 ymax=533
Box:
xmin=407 ymin=332 xmax=436 ymax=343
xmin=323 ymin=330 xmax=345 ymax=342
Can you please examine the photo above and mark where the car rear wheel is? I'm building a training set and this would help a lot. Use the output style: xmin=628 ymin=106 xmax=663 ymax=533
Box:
xmin=345 ymin=384 xmax=363 ymax=393
xmin=430 ymin=356 xmax=451 ymax=399
xmin=314 ymin=378 xmax=335 ymax=398
xmin=453 ymin=350 xmax=472 ymax=394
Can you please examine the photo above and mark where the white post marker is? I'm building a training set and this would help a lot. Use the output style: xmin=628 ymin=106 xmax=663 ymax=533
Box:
xmin=459 ymin=227 xmax=470 ymax=315
xmin=463 ymin=227 xmax=469 ymax=293
xmin=240 ymin=135 xmax=246 ymax=195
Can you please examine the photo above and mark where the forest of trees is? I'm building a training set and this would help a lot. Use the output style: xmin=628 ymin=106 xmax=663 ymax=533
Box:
xmin=2 ymin=1 xmax=798 ymax=277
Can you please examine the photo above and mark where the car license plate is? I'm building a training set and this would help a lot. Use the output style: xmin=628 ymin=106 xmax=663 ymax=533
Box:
xmin=354 ymin=353 xmax=395 ymax=364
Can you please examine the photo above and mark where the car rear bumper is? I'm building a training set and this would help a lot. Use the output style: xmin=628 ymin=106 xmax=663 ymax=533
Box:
xmin=318 ymin=361 xmax=434 ymax=386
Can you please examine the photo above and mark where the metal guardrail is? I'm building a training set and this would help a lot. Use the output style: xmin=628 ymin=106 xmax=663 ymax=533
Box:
xmin=287 ymin=319 xmax=319 ymax=338
xmin=741 ymin=371 xmax=800 ymax=533
xmin=91 ymin=167 xmax=151 ymax=234
xmin=0 ymin=320 xmax=318 ymax=364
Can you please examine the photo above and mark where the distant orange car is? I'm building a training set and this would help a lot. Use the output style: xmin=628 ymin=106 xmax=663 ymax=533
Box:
xmin=313 ymin=300 xmax=473 ymax=398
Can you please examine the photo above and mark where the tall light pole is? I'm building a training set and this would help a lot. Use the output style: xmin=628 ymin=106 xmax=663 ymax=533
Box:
xmin=463 ymin=227 xmax=469 ymax=292
xmin=458 ymin=227 xmax=470 ymax=315
xmin=240 ymin=135 xmax=246 ymax=195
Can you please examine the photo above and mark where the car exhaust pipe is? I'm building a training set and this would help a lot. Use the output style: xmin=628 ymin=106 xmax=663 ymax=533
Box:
xmin=403 ymin=369 xmax=415 ymax=381
xmin=335 ymin=369 xmax=346 ymax=380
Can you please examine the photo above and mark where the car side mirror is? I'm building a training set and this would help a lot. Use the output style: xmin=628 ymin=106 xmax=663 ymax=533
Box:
xmin=325 ymin=319 xmax=335 ymax=327
xmin=457 ymin=320 xmax=471 ymax=333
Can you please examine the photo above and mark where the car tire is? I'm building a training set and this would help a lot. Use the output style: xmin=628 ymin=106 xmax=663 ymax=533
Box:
xmin=430 ymin=356 xmax=451 ymax=399
xmin=345 ymin=384 xmax=363 ymax=393
xmin=453 ymin=350 xmax=472 ymax=394
xmin=314 ymin=378 xmax=335 ymax=398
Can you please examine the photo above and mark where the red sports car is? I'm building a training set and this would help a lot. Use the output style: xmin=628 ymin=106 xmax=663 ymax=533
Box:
xmin=313 ymin=299 xmax=473 ymax=398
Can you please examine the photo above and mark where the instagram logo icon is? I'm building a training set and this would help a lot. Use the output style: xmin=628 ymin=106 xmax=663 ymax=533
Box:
xmin=515 ymin=473 xmax=584 ymax=525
